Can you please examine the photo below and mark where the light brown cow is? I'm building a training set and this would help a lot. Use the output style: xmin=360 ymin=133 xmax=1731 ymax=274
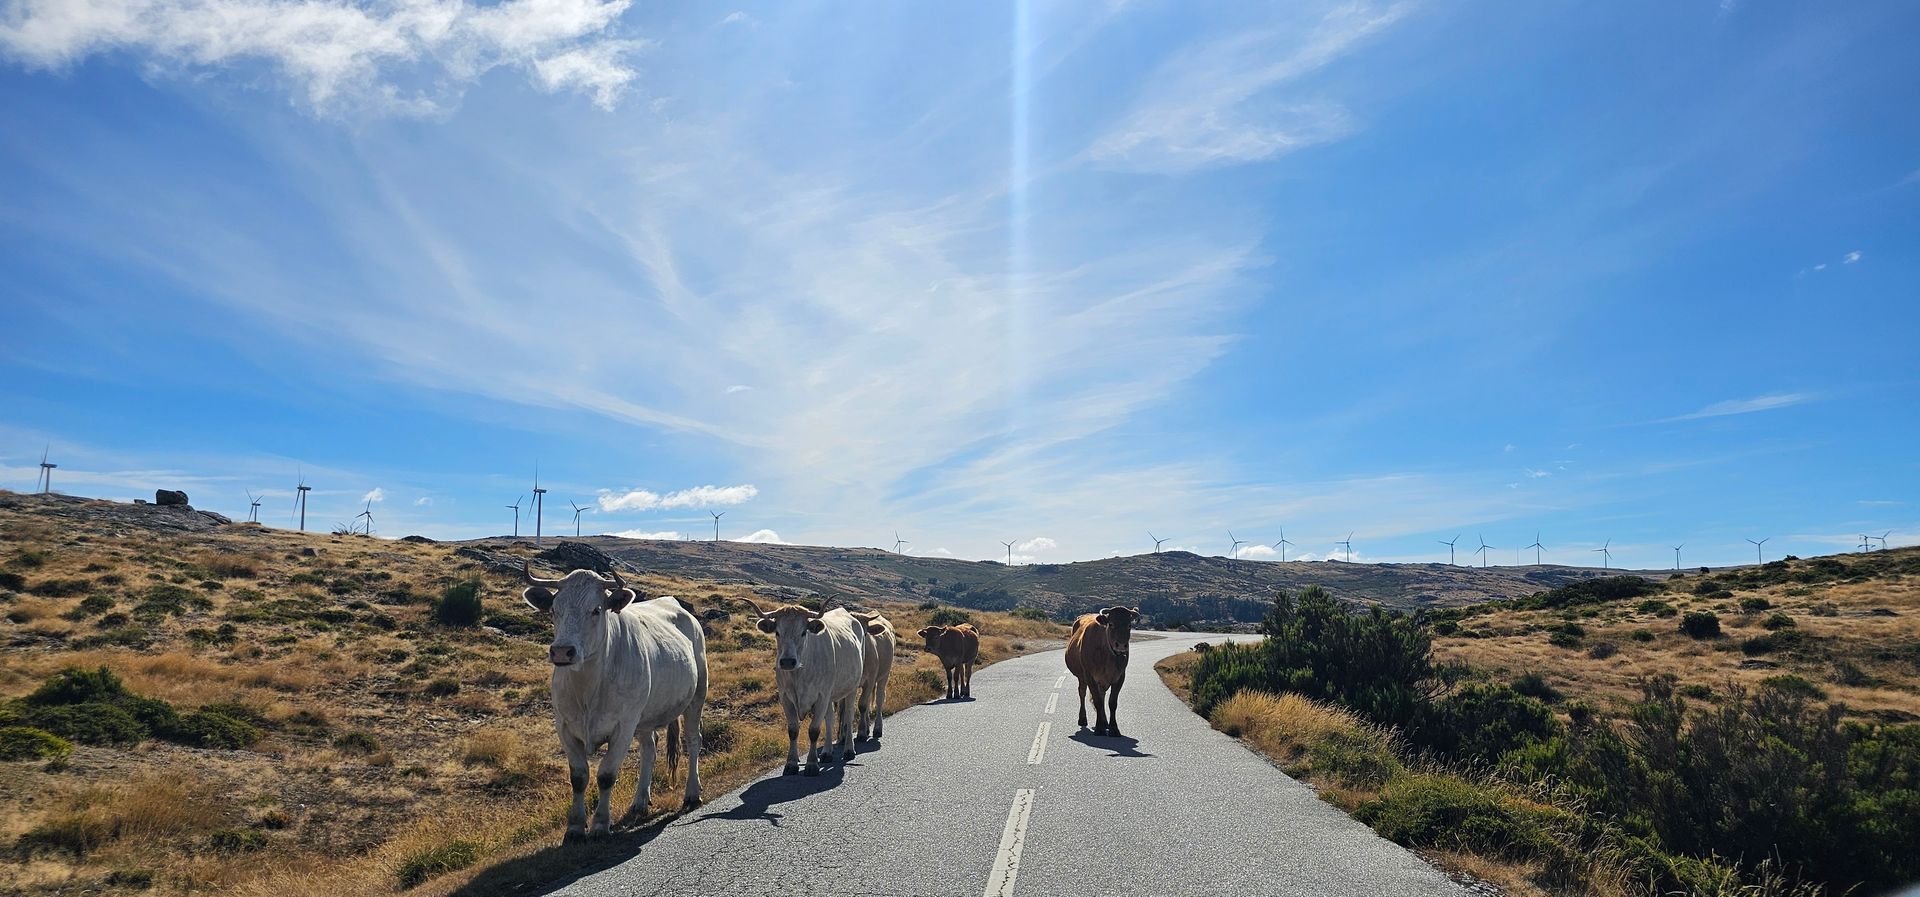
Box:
xmin=849 ymin=611 xmax=896 ymax=741
xmin=1064 ymin=606 xmax=1139 ymax=737
xmin=915 ymin=622 xmax=980 ymax=700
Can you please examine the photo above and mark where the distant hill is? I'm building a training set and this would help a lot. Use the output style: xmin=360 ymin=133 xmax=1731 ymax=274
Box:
xmin=491 ymin=534 xmax=1678 ymax=626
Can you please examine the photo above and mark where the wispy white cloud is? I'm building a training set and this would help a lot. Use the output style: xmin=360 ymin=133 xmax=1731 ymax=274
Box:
xmin=717 ymin=11 xmax=754 ymax=27
xmin=733 ymin=528 xmax=786 ymax=544
xmin=1086 ymin=2 xmax=1409 ymax=173
xmin=597 ymin=484 xmax=758 ymax=513
xmin=1234 ymin=543 xmax=1275 ymax=558
xmin=1654 ymin=392 xmax=1813 ymax=424
xmin=0 ymin=0 xmax=642 ymax=112
xmin=1843 ymin=250 xmax=1862 ymax=264
xmin=414 ymin=496 xmax=433 ymax=506
xmin=1524 ymin=468 xmax=1551 ymax=479
xmin=1016 ymin=536 xmax=1057 ymax=554
xmin=609 ymin=529 xmax=685 ymax=540
xmin=361 ymin=487 xmax=384 ymax=503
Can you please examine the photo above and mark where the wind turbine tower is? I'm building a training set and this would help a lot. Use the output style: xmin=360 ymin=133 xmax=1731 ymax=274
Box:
xmin=570 ymin=501 xmax=586 ymax=537
xmin=1274 ymin=527 xmax=1294 ymax=562
xmin=296 ymin=479 xmax=312 ymax=532
xmin=891 ymin=530 xmax=908 ymax=554
xmin=1875 ymin=531 xmax=1891 ymax=551
xmin=1672 ymin=544 xmax=1684 ymax=570
xmin=531 ymin=466 xmax=547 ymax=546
xmin=711 ymin=511 xmax=726 ymax=542
xmin=1439 ymin=534 xmax=1460 ymax=566
xmin=1227 ymin=530 xmax=1247 ymax=559
xmin=1001 ymin=540 xmax=1017 ymax=565
xmin=1526 ymin=532 xmax=1545 ymax=565
xmin=35 ymin=446 xmax=56 ymax=494
xmin=507 ymin=496 xmax=523 ymax=538
xmin=1475 ymin=535 xmax=1494 ymax=568
xmin=246 ymin=490 xmax=263 ymax=523
xmin=355 ymin=500 xmax=374 ymax=536
xmin=1149 ymin=532 xmax=1168 ymax=554
xmin=1593 ymin=539 xmax=1612 ymax=569
xmin=1747 ymin=537 xmax=1769 ymax=564
xmin=1338 ymin=532 xmax=1354 ymax=563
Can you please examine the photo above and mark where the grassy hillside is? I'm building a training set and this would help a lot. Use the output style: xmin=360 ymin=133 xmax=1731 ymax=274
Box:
xmin=559 ymin=534 xmax=1650 ymax=623
xmin=0 ymin=491 xmax=1064 ymax=896
xmin=1159 ymin=548 xmax=1920 ymax=897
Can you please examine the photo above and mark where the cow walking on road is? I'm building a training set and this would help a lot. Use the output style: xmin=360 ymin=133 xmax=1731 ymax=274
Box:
xmin=758 ymin=603 xmax=866 ymax=775
xmin=1065 ymin=606 xmax=1139 ymax=737
xmin=850 ymin=611 xmax=896 ymax=742
xmin=523 ymin=563 xmax=707 ymax=837
xmin=916 ymin=623 xmax=980 ymax=699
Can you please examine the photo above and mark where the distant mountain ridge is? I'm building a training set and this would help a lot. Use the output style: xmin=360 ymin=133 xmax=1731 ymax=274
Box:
xmin=511 ymin=535 xmax=1673 ymax=625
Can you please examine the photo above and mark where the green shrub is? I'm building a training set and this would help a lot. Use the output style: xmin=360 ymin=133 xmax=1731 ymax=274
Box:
xmin=1356 ymin=774 xmax=1559 ymax=860
xmin=1424 ymin=684 xmax=1561 ymax=765
xmin=0 ymin=726 xmax=73 ymax=762
xmin=1513 ymin=576 xmax=1658 ymax=611
xmin=1630 ymin=629 xmax=1656 ymax=642
xmin=434 ymin=580 xmax=484 ymax=627
xmin=1762 ymin=612 xmax=1796 ymax=630
xmin=1739 ymin=596 xmax=1773 ymax=613
xmin=396 ymin=839 xmax=480 ymax=889
xmin=209 ymin=828 xmax=268 ymax=851
xmin=1010 ymin=607 xmax=1049 ymax=621
xmin=700 ymin=718 xmax=736 ymax=755
xmin=24 ymin=703 xmax=146 ymax=746
xmin=1510 ymin=672 xmax=1563 ymax=704
xmin=1760 ymin=675 xmax=1827 ymax=700
xmin=334 ymin=730 xmax=381 ymax=755
xmin=1586 ymin=641 xmax=1618 ymax=660
xmin=25 ymin=666 xmax=130 ymax=706
xmin=423 ymin=677 xmax=461 ymax=697
xmin=1680 ymin=611 xmax=1720 ymax=639
xmin=1636 ymin=599 xmax=1678 ymax=617
xmin=170 ymin=711 xmax=262 ymax=749
xmin=927 ymin=607 xmax=972 ymax=627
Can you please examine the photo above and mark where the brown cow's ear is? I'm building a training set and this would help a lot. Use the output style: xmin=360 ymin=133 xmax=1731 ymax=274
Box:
xmin=757 ymin=617 xmax=778 ymax=634
xmin=866 ymin=622 xmax=886 ymax=636
xmin=606 ymin=588 xmax=638 ymax=613
xmin=523 ymin=587 xmax=555 ymax=613
xmin=806 ymin=618 xmax=826 ymax=634
xmin=1095 ymin=612 xmax=1110 ymax=626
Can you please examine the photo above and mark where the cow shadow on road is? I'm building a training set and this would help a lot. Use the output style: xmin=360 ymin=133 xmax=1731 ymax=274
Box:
xmin=687 ymin=762 xmax=852 ymax=827
xmin=449 ymin=813 xmax=677 ymax=897
xmin=1067 ymin=729 xmax=1153 ymax=759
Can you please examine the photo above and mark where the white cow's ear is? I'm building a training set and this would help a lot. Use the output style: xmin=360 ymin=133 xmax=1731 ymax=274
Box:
xmin=866 ymin=622 xmax=886 ymax=636
xmin=806 ymin=618 xmax=826 ymax=634
xmin=524 ymin=587 xmax=555 ymax=613
xmin=757 ymin=617 xmax=778 ymax=634
xmin=606 ymin=588 xmax=638 ymax=613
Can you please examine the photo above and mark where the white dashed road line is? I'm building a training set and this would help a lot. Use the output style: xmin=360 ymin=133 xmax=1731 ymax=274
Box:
xmin=1026 ymin=721 xmax=1051 ymax=765
xmin=983 ymin=789 xmax=1036 ymax=897
xmin=1044 ymin=693 xmax=1058 ymax=715
xmin=1053 ymin=675 xmax=1065 ymax=688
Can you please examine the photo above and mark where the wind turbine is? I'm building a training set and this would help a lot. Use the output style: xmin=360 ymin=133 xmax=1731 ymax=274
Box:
xmin=1273 ymin=527 xmax=1294 ymax=563
xmin=1001 ymin=540 xmax=1017 ymax=565
xmin=1525 ymin=532 xmax=1545 ymax=565
xmin=1592 ymin=539 xmax=1612 ymax=570
xmin=1149 ymin=532 xmax=1168 ymax=554
xmin=295 ymin=476 xmax=312 ymax=532
xmin=246 ymin=490 xmax=263 ymax=523
xmin=507 ymin=496 xmax=523 ymax=538
xmin=570 ymin=501 xmax=586 ymax=537
xmin=35 ymin=445 xmax=56 ymax=494
xmin=1227 ymin=530 xmax=1247 ymax=559
xmin=892 ymin=530 xmax=909 ymax=554
xmin=1747 ymin=537 xmax=1769 ymax=564
xmin=1475 ymin=535 xmax=1494 ymax=568
xmin=1672 ymin=544 xmax=1684 ymax=570
xmin=1438 ymin=534 xmax=1460 ymax=566
xmin=1337 ymin=532 xmax=1354 ymax=563
xmin=1858 ymin=534 xmax=1873 ymax=553
xmin=1875 ymin=531 xmax=1891 ymax=551
xmin=354 ymin=499 xmax=374 ymax=536
xmin=711 ymin=510 xmax=726 ymax=542
xmin=531 ymin=465 xmax=547 ymax=546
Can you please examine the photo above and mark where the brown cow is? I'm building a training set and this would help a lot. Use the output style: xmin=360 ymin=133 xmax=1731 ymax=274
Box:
xmin=1064 ymin=606 xmax=1139 ymax=737
xmin=915 ymin=622 xmax=980 ymax=699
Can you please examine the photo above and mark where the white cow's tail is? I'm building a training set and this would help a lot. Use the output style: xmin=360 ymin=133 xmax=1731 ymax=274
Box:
xmin=666 ymin=718 xmax=682 ymax=781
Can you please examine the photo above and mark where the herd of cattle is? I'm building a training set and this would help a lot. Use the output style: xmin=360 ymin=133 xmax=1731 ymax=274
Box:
xmin=518 ymin=562 xmax=1140 ymax=836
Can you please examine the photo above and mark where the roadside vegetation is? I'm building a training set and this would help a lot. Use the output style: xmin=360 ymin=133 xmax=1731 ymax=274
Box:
xmin=0 ymin=494 xmax=1065 ymax=896
xmin=1160 ymin=550 xmax=1920 ymax=897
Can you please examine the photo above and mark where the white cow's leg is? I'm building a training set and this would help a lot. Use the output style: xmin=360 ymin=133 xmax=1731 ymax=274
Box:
xmin=624 ymin=727 xmax=656 ymax=823
xmin=838 ymin=693 xmax=858 ymax=759
xmin=681 ymin=703 xmax=704 ymax=808
xmin=561 ymin=730 xmax=591 ymax=836
xmin=782 ymin=695 xmax=801 ymax=776
xmin=804 ymin=698 xmax=825 ymax=776
xmin=856 ymin=679 xmax=873 ymax=742
xmin=593 ymin=719 xmax=641 ymax=836
xmin=872 ymin=674 xmax=888 ymax=740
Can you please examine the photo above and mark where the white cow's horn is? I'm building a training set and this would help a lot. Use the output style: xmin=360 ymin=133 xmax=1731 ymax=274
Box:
xmin=522 ymin=560 xmax=559 ymax=587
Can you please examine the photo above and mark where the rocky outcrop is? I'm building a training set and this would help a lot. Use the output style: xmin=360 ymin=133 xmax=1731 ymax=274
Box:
xmin=536 ymin=540 xmax=642 ymax=576
xmin=155 ymin=489 xmax=189 ymax=506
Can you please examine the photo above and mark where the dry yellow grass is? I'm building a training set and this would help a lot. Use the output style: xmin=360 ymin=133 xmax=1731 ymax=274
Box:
xmin=0 ymin=494 xmax=1066 ymax=896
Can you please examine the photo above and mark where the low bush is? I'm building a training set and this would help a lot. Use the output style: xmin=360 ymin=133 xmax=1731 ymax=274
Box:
xmin=434 ymin=580 xmax=484 ymax=627
xmin=1739 ymin=596 xmax=1773 ymax=613
xmin=1510 ymin=672 xmax=1562 ymax=704
xmin=423 ymin=677 xmax=461 ymax=697
xmin=24 ymin=703 xmax=148 ymax=746
xmin=927 ymin=607 xmax=972 ymax=627
xmin=0 ymin=726 xmax=73 ymax=762
xmin=1680 ymin=611 xmax=1720 ymax=639
xmin=171 ymin=710 xmax=262 ymax=749
xmin=209 ymin=828 xmax=268 ymax=851
xmin=1636 ymin=599 xmax=1678 ymax=617
xmin=1762 ymin=612 xmax=1796 ymax=630
xmin=1010 ymin=607 xmax=1049 ymax=621
xmin=1355 ymin=774 xmax=1561 ymax=860
xmin=333 ymin=730 xmax=381 ymax=755
xmin=397 ymin=839 xmax=480 ymax=889
xmin=1586 ymin=641 xmax=1618 ymax=660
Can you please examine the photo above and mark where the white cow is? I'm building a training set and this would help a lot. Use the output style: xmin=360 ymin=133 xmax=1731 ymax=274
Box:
xmin=756 ymin=602 xmax=865 ymax=776
xmin=523 ymin=564 xmax=707 ymax=836
xmin=849 ymin=611 xmax=896 ymax=742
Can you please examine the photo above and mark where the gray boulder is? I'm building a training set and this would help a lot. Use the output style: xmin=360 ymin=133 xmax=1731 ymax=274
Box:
xmin=155 ymin=489 xmax=189 ymax=506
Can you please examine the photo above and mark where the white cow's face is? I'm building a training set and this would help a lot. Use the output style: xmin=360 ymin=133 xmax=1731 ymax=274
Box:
xmin=757 ymin=606 xmax=824 ymax=671
xmin=525 ymin=570 xmax=636 ymax=666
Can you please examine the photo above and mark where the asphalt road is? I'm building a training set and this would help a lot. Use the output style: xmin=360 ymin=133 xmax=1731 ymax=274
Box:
xmin=542 ymin=632 xmax=1469 ymax=897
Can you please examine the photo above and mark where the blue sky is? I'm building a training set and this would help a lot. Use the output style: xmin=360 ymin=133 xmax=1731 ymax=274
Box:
xmin=2 ymin=0 xmax=1915 ymax=569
